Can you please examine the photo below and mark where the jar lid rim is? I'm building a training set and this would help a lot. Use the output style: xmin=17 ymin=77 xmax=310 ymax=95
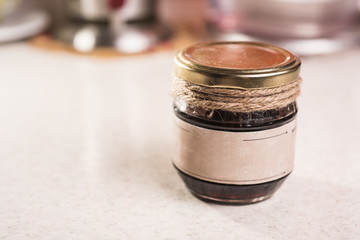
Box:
xmin=175 ymin=41 xmax=301 ymax=89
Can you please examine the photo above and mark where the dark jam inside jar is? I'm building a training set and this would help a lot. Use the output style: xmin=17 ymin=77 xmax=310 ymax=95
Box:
xmin=173 ymin=97 xmax=297 ymax=204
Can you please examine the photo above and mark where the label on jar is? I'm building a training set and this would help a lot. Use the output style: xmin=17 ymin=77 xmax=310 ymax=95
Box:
xmin=173 ymin=117 xmax=297 ymax=185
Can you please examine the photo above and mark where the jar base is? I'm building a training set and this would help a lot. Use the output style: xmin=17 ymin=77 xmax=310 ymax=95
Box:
xmin=175 ymin=165 xmax=290 ymax=205
xmin=190 ymin=191 xmax=273 ymax=205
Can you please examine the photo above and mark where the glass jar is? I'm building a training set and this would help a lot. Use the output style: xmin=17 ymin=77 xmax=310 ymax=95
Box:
xmin=172 ymin=42 xmax=301 ymax=204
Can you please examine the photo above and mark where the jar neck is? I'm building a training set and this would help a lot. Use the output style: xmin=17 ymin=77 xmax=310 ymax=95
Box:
xmin=173 ymin=97 xmax=297 ymax=132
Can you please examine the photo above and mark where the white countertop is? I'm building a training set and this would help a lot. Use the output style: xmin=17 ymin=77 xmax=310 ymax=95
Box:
xmin=1 ymin=43 xmax=360 ymax=239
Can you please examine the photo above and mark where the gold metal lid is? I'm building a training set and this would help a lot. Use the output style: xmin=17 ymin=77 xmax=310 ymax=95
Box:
xmin=174 ymin=41 xmax=301 ymax=89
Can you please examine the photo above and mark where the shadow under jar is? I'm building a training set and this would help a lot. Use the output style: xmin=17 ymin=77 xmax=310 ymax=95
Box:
xmin=172 ymin=42 xmax=301 ymax=204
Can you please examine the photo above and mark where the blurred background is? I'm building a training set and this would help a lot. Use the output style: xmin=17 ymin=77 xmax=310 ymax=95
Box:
xmin=1 ymin=0 xmax=360 ymax=55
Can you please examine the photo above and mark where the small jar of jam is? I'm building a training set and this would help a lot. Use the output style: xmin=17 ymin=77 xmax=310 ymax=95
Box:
xmin=172 ymin=42 xmax=301 ymax=204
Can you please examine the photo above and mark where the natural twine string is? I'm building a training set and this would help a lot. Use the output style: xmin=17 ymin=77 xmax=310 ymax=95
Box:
xmin=171 ymin=77 xmax=302 ymax=112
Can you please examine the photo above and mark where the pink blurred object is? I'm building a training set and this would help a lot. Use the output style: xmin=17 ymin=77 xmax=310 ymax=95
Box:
xmin=207 ymin=0 xmax=359 ymax=39
xmin=206 ymin=0 xmax=360 ymax=55
xmin=158 ymin=0 xmax=206 ymax=32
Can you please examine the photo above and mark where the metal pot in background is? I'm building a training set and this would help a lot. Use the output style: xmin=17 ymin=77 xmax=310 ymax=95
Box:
xmin=54 ymin=0 xmax=171 ymax=53
xmin=66 ymin=0 xmax=109 ymax=22
xmin=111 ymin=0 xmax=171 ymax=53
xmin=111 ymin=0 xmax=155 ymax=23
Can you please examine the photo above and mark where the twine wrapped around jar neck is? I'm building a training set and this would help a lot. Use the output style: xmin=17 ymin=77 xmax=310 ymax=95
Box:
xmin=171 ymin=77 xmax=302 ymax=113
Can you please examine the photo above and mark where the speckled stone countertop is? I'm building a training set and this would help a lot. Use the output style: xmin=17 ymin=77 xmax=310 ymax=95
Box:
xmin=1 ymin=43 xmax=359 ymax=239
